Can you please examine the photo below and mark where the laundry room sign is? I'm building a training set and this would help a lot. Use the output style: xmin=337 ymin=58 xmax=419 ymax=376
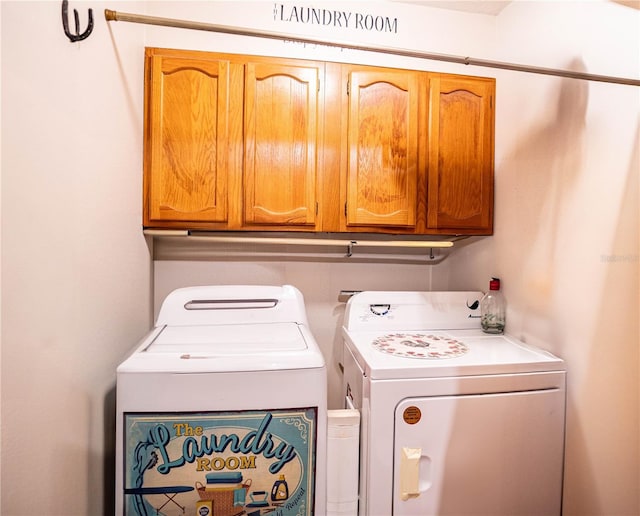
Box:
xmin=123 ymin=408 xmax=317 ymax=516
xmin=273 ymin=3 xmax=399 ymax=33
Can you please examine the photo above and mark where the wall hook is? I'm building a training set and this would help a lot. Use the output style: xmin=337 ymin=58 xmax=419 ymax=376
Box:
xmin=346 ymin=241 xmax=356 ymax=258
xmin=62 ymin=0 xmax=94 ymax=42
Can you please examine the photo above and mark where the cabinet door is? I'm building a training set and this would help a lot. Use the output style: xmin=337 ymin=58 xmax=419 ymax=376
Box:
xmin=427 ymin=75 xmax=494 ymax=232
xmin=145 ymin=51 xmax=238 ymax=225
xmin=346 ymin=69 xmax=421 ymax=228
xmin=243 ymin=62 xmax=320 ymax=226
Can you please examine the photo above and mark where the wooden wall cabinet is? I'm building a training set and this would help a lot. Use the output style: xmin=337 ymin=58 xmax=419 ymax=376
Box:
xmin=144 ymin=50 xmax=241 ymax=226
xmin=427 ymin=74 xmax=494 ymax=232
xmin=143 ymin=48 xmax=495 ymax=236
xmin=144 ymin=48 xmax=324 ymax=231
xmin=243 ymin=62 xmax=320 ymax=228
xmin=343 ymin=67 xmax=424 ymax=230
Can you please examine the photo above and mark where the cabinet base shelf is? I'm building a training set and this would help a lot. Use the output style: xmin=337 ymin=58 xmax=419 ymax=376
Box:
xmin=144 ymin=230 xmax=474 ymax=263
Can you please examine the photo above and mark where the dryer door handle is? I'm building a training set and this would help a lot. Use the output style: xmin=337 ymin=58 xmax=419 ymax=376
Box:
xmin=399 ymin=447 xmax=432 ymax=501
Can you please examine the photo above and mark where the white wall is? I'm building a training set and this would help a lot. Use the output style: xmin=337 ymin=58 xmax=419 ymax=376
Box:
xmin=1 ymin=1 xmax=152 ymax=515
xmin=445 ymin=1 xmax=640 ymax=515
xmin=1 ymin=1 xmax=638 ymax=515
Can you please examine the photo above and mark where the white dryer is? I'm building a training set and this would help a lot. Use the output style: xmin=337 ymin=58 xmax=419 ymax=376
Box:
xmin=341 ymin=291 xmax=566 ymax=516
xmin=116 ymin=285 xmax=327 ymax=516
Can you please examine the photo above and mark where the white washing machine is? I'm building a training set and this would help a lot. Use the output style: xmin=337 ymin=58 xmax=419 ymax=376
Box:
xmin=116 ymin=285 xmax=327 ymax=516
xmin=341 ymin=291 xmax=566 ymax=516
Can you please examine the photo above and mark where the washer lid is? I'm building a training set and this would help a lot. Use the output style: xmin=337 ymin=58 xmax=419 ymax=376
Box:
xmin=344 ymin=329 xmax=565 ymax=379
xmin=118 ymin=322 xmax=326 ymax=373
xmin=147 ymin=322 xmax=308 ymax=354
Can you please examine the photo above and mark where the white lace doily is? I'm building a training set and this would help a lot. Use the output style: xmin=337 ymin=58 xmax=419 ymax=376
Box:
xmin=371 ymin=333 xmax=468 ymax=359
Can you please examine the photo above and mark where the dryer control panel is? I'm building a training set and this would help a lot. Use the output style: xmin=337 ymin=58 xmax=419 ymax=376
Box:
xmin=344 ymin=291 xmax=484 ymax=332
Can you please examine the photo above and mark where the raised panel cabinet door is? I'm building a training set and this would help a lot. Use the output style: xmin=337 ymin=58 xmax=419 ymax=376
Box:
xmin=346 ymin=69 xmax=420 ymax=227
xmin=428 ymin=75 xmax=495 ymax=232
xmin=244 ymin=62 xmax=320 ymax=226
xmin=145 ymin=52 xmax=235 ymax=225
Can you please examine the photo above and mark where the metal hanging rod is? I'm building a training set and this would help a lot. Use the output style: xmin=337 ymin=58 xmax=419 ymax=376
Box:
xmin=144 ymin=230 xmax=455 ymax=259
xmin=143 ymin=229 xmax=454 ymax=249
xmin=104 ymin=9 xmax=640 ymax=87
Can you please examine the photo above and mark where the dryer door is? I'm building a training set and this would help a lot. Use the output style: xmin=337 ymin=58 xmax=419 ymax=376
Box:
xmin=393 ymin=389 xmax=565 ymax=516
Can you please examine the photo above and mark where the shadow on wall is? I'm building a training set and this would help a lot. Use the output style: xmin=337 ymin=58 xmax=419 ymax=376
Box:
xmin=501 ymin=57 xmax=589 ymax=323
xmin=562 ymin=120 xmax=640 ymax=516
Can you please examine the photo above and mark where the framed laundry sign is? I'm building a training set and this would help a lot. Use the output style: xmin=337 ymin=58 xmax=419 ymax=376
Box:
xmin=123 ymin=408 xmax=318 ymax=516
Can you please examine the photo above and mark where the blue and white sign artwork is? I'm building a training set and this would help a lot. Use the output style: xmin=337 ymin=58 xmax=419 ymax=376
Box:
xmin=123 ymin=408 xmax=317 ymax=516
